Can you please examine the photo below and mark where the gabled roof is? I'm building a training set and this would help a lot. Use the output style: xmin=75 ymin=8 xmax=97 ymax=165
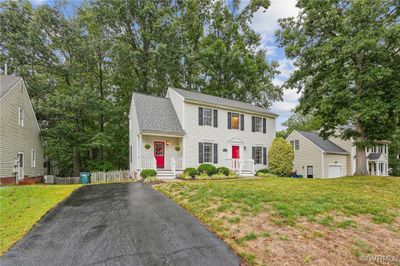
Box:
xmin=297 ymin=130 xmax=349 ymax=154
xmin=169 ymin=87 xmax=278 ymax=117
xmin=132 ymin=93 xmax=185 ymax=135
xmin=367 ymin=153 xmax=385 ymax=160
xmin=0 ymin=75 xmax=22 ymax=99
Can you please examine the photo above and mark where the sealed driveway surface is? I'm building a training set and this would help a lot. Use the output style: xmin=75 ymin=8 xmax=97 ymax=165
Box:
xmin=1 ymin=182 xmax=239 ymax=266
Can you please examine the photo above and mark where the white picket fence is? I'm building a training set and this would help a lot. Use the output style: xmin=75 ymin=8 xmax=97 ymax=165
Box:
xmin=90 ymin=170 xmax=130 ymax=183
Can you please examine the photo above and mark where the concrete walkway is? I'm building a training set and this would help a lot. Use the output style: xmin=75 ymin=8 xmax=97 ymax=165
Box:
xmin=1 ymin=183 xmax=239 ymax=266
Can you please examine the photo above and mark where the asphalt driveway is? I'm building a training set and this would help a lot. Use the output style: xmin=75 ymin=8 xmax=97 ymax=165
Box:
xmin=1 ymin=182 xmax=239 ymax=266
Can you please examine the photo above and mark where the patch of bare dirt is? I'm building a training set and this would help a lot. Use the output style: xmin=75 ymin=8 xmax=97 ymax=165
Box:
xmin=220 ymin=212 xmax=400 ymax=266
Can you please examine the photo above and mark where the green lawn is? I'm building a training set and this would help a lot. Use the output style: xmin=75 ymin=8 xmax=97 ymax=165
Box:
xmin=156 ymin=176 xmax=400 ymax=265
xmin=0 ymin=184 xmax=81 ymax=255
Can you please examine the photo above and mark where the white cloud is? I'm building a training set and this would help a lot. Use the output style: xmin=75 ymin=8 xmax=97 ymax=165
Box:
xmin=271 ymin=101 xmax=296 ymax=114
xmin=251 ymin=0 xmax=299 ymax=42
xmin=277 ymin=58 xmax=295 ymax=79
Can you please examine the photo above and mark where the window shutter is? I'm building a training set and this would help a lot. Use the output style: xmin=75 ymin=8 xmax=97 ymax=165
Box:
xmin=252 ymin=146 xmax=255 ymax=160
xmin=199 ymin=143 xmax=203 ymax=163
xmin=240 ymin=114 xmax=244 ymax=131
xmin=263 ymin=147 xmax=267 ymax=165
xmin=228 ymin=112 xmax=232 ymax=129
xmin=198 ymin=107 xmax=203 ymax=126
xmin=213 ymin=143 xmax=218 ymax=164
xmin=213 ymin=109 xmax=218 ymax=128
xmin=252 ymin=116 xmax=255 ymax=132
xmin=263 ymin=118 xmax=266 ymax=133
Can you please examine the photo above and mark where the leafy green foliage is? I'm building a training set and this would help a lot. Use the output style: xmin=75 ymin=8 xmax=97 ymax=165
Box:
xmin=268 ymin=138 xmax=294 ymax=176
xmin=216 ymin=167 xmax=230 ymax=176
xmin=140 ymin=169 xmax=157 ymax=179
xmin=277 ymin=0 xmax=400 ymax=175
xmin=256 ymin=168 xmax=269 ymax=176
xmin=183 ymin=167 xmax=198 ymax=178
xmin=143 ymin=176 xmax=161 ymax=184
xmin=198 ymin=164 xmax=217 ymax=176
xmin=0 ymin=0 xmax=281 ymax=176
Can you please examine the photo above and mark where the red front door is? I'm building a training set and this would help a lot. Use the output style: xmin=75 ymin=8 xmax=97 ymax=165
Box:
xmin=232 ymin=146 xmax=240 ymax=159
xmin=154 ymin=142 xmax=165 ymax=168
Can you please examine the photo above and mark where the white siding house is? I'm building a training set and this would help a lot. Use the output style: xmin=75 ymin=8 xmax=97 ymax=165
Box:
xmin=129 ymin=88 xmax=277 ymax=178
xmin=0 ymin=75 xmax=45 ymax=184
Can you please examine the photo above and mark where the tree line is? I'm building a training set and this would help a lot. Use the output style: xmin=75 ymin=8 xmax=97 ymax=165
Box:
xmin=1 ymin=0 xmax=281 ymax=176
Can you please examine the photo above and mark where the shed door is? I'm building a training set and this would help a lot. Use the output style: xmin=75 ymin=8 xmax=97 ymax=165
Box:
xmin=328 ymin=165 xmax=342 ymax=178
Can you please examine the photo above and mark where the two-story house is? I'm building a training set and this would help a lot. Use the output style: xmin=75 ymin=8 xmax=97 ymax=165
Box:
xmin=129 ymin=88 xmax=277 ymax=178
xmin=286 ymin=130 xmax=389 ymax=178
xmin=0 ymin=75 xmax=45 ymax=185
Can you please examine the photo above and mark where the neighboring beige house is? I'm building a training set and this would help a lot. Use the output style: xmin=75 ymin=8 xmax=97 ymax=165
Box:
xmin=0 ymin=75 xmax=45 ymax=185
xmin=129 ymin=88 xmax=277 ymax=178
xmin=286 ymin=130 xmax=389 ymax=178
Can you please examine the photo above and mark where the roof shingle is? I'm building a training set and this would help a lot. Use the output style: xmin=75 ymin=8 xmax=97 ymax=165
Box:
xmin=132 ymin=93 xmax=185 ymax=135
xmin=170 ymin=88 xmax=278 ymax=116
xmin=0 ymin=75 xmax=22 ymax=99
xmin=297 ymin=130 xmax=349 ymax=154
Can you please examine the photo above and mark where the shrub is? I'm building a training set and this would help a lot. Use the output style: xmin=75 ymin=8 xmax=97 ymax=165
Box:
xmin=143 ymin=176 xmax=161 ymax=184
xmin=196 ymin=172 xmax=211 ymax=180
xmin=216 ymin=167 xmax=230 ymax=176
xmin=140 ymin=169 xmax=157 ymax=179
xmin=197 ymin=164 xmax=217 ymax=176
xmin=178 ymin=173 xmax=192 ymax=180
xmin=228 ymin=171 xmax=240 ymax=178
xmin=268 ymin=137 xmax=294 ymax=176
xmin=256 ymin=168 xmax=269 ymax=176
xmin=257 ymin=172 xmax=277 ymax=177
xmin=183 ymin=167 xmax=198 ymax=178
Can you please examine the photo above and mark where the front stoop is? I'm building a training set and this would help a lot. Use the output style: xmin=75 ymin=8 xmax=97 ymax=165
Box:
xmin=156 ymin=169 xmax=183 ymax=179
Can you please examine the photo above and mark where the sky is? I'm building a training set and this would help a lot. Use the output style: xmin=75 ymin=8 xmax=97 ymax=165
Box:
xmin=30 ymin=0 xmax=300 ymax=130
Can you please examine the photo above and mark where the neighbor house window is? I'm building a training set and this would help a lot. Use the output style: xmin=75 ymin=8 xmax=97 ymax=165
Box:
xmin=18 ymin=107 xmax=24 ymax=127
xmin=290 ymin=140 xmax=299 ymax=150
xmin=203 ymin=108 xmax=213 ymax=126
xmin=31 ymin=149 xmax=36 ymax=167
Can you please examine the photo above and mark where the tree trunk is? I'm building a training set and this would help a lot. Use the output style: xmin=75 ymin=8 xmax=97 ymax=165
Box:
xmin=73 ymin=147 xmax=81 ymax=177
xmin=354 ymin=144 xmax=368 ymax=176
xmin=354 ymin=122 xmax=369 ymax=176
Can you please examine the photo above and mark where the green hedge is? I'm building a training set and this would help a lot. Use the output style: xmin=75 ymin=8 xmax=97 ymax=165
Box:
xmin=216 ymin=167 xmax=230 ymax=176
xmin=141 ymin=169 xmax=157 ymax=179
xmin=183 ymin=168 xmax=198 ymax=178
xmin=256 ymin=168 xmax=269 ymax=176
xmin=198 ymin=164 xmax=217 ymax=176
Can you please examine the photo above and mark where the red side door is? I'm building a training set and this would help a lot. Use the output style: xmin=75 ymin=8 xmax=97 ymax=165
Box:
xmin=232 ymin=146 xmax=240 ymax=159
xmin=154 ymin=142 xmax=165 ymax=168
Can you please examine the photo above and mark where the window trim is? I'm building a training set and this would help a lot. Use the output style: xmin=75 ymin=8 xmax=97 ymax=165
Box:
xmin=203 ymin=142 xmax=213 ymax=163
xmin=203 ymin=108 xmax=213 ymax=126
xmin=254 ymin=146 xmax=263 ymax=164
xmin=254 ymin=116 xmax=262 ymax=132
xmin=31 ymin=149 xmax=36 ymax=168
xmin=230 ymin=112 xmax=240 ymax=130
xmin=290 ymin=140 xmax=299 ymax=150
xmin=18 ymin=107 xmax=24 ymax=127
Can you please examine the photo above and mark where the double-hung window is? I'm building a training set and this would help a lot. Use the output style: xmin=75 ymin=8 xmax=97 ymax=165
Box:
xmin=290 ymin=140 xmax=299 ymax=150
xmin=231 ymin=113 xmax=240 ymax=129
xmin=203 ymin=108 xmax=213 ymax=126
xmin=254 ymin=146 xmax=263 ymax=164
xmin=254 ymin=117 xmax=262 ymax=132
xmin=203 ymin=143 xmax=213 ymax=163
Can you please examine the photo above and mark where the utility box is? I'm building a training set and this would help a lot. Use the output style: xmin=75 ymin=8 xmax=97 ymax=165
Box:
xmin=80 ymin=172 xmax=91 ymax=184
xmin=44 ymin=175 xmax=55 ymax=184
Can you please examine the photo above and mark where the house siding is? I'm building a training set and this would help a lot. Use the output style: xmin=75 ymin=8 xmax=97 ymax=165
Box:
xmin=0 ymin=80 xmax=44 ymax=179
xmin=166 ymin=89 xmax=184 ymax=127
xmin=182 ymin=102 xmax=275 ymax=170
xmin=129 ymin=96 xmax=140 ymax=172
xmin=328 ymin=136 xmax=353 ymax=175
xmin=286 ymin=131 xmax=323 ymax=178
xmin=323 ymin=153 xmax=348 ymax=178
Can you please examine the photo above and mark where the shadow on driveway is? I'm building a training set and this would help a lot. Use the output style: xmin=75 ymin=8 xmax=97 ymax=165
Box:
xmin=1 ymin=182 xmax=239 ymax=266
